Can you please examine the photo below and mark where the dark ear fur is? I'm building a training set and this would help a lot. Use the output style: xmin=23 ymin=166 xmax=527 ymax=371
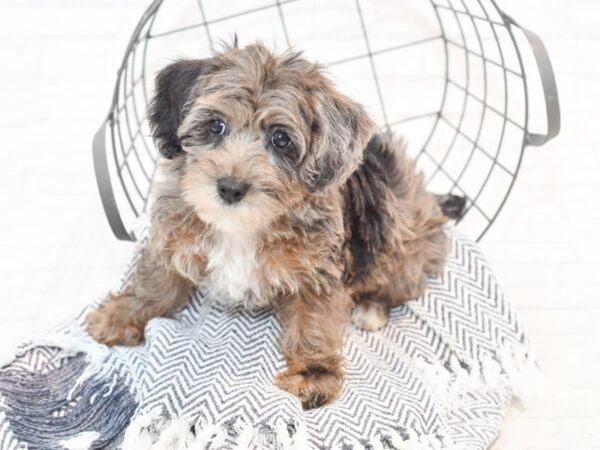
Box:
xmin=148 ymin=59 xmax=207 ymax=159
xmin=301 ymin=89 xmax=376 ymax=192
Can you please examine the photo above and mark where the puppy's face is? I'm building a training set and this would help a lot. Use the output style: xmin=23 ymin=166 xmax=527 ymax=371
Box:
xmin=149 ymin=44 xmax=375 ymax=233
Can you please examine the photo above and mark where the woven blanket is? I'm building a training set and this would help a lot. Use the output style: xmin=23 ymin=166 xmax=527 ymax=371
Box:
xmin=0 ymin=226 xmax=540 ymax=450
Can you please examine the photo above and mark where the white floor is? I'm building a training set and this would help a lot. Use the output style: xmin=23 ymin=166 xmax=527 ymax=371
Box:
xmin=0 ymin=1 xmax=598 ymax=449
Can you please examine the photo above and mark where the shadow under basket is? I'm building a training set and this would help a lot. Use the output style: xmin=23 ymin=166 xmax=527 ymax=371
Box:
xmin=92 ymin=0 xmax=561 ymax=242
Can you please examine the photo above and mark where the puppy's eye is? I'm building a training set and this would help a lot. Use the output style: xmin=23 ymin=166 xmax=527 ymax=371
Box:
xmin=271 ymin=130 xmax=291 ymax=149
xmin=209 ymin=118 xmax=226 ymax=135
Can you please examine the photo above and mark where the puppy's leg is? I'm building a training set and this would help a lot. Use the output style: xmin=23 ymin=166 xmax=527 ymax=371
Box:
xmin=352 ymin=294 xmax=390 ymax=331
xmin=388 ymin=271 xmax=428 ymax=304
xmin=386 ymin=225 xmax=448 ymax=307
xmin=87 ymin=248 xmax=193 ymax=346
xmin=274 ymin=287 xmax=351 ymax=409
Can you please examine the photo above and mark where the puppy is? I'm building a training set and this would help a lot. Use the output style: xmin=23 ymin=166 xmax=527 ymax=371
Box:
xmin=87 ymin=42 xmax=458 ymax=409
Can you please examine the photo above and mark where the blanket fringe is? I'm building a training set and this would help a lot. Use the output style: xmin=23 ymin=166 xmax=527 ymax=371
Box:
xmin=332 ymin=430 xmax=459 ymax=450
xmin=380 ymin=429 xmax=459 ymax=450
xmin=497 ymin=345 xmax=545 ymax=409
xmin=122 ymin=408 xmax=244 ymax=450
xmin=121 ymin=409 xmax=457 ymax=450
xmin=416 ymin=343 xmax=544 ymax=410
xmin=59 ymin=431 xmax=101 ymax=450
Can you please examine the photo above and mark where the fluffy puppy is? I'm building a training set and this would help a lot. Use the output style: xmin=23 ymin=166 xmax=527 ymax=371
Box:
xmin=87 ymin=42 xmax=458 ymax=409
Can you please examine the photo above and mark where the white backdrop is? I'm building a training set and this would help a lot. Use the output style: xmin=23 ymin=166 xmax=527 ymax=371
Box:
xmin=0 ymin=0 xmax=598 ymax=448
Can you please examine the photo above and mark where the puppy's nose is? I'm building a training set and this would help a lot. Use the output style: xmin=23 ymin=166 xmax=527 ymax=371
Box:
xmin=217 ymin=177 xmax=250 ymax=204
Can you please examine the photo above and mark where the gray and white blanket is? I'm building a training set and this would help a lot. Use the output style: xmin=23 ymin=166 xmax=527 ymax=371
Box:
xmin=0 ymin=227 xmax=540 ymax=450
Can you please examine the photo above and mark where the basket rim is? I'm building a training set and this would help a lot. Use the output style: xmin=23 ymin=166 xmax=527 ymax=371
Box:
xmin=93 ymin=0 xmax=561 ymax=242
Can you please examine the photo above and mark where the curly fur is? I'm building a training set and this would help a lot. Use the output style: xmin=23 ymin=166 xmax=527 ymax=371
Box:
xmin=87 ymin=42 xmax=455 ymax=409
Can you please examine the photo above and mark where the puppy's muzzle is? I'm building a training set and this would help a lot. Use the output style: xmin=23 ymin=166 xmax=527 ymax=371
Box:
xmin=217 ymin=176 xmax=250 ymax=204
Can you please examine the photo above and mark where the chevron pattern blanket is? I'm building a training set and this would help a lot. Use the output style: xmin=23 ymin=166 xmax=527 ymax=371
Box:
xmin=0 ymin=227 xmax=540 ymax=450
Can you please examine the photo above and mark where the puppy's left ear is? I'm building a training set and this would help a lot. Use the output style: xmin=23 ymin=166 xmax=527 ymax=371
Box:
xmin=301 ymin=89 xmax=377 ymax=191
xmin=148 ymin=59 xmax=208 ymax=159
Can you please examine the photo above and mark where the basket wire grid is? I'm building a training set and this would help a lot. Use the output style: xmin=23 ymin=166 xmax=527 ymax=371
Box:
xmin=93 ymin=0 xmax=560 ymax=242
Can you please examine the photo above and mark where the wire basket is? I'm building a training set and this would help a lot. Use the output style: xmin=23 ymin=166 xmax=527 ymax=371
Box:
xmin=93 ymin=0 xmax=560 ymax=242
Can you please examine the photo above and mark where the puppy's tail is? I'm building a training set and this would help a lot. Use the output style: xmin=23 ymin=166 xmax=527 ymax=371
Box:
xmin=435 ymin=193 xmax=467 ymax=220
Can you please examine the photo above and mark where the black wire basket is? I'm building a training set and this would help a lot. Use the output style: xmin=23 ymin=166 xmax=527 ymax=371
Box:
xmin=93 ymin=0 xmax=560 ymax=242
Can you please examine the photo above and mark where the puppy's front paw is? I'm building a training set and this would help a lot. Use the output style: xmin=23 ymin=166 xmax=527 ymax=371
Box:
xmin=86 ymin=294 xmax=145 ymax=346
xmin=275 ymin=365 xmax=342 ymax=409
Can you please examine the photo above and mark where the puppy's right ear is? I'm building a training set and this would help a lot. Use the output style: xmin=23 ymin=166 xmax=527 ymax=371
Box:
xmin=148 ymin=60 xmax=207 ymax=159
